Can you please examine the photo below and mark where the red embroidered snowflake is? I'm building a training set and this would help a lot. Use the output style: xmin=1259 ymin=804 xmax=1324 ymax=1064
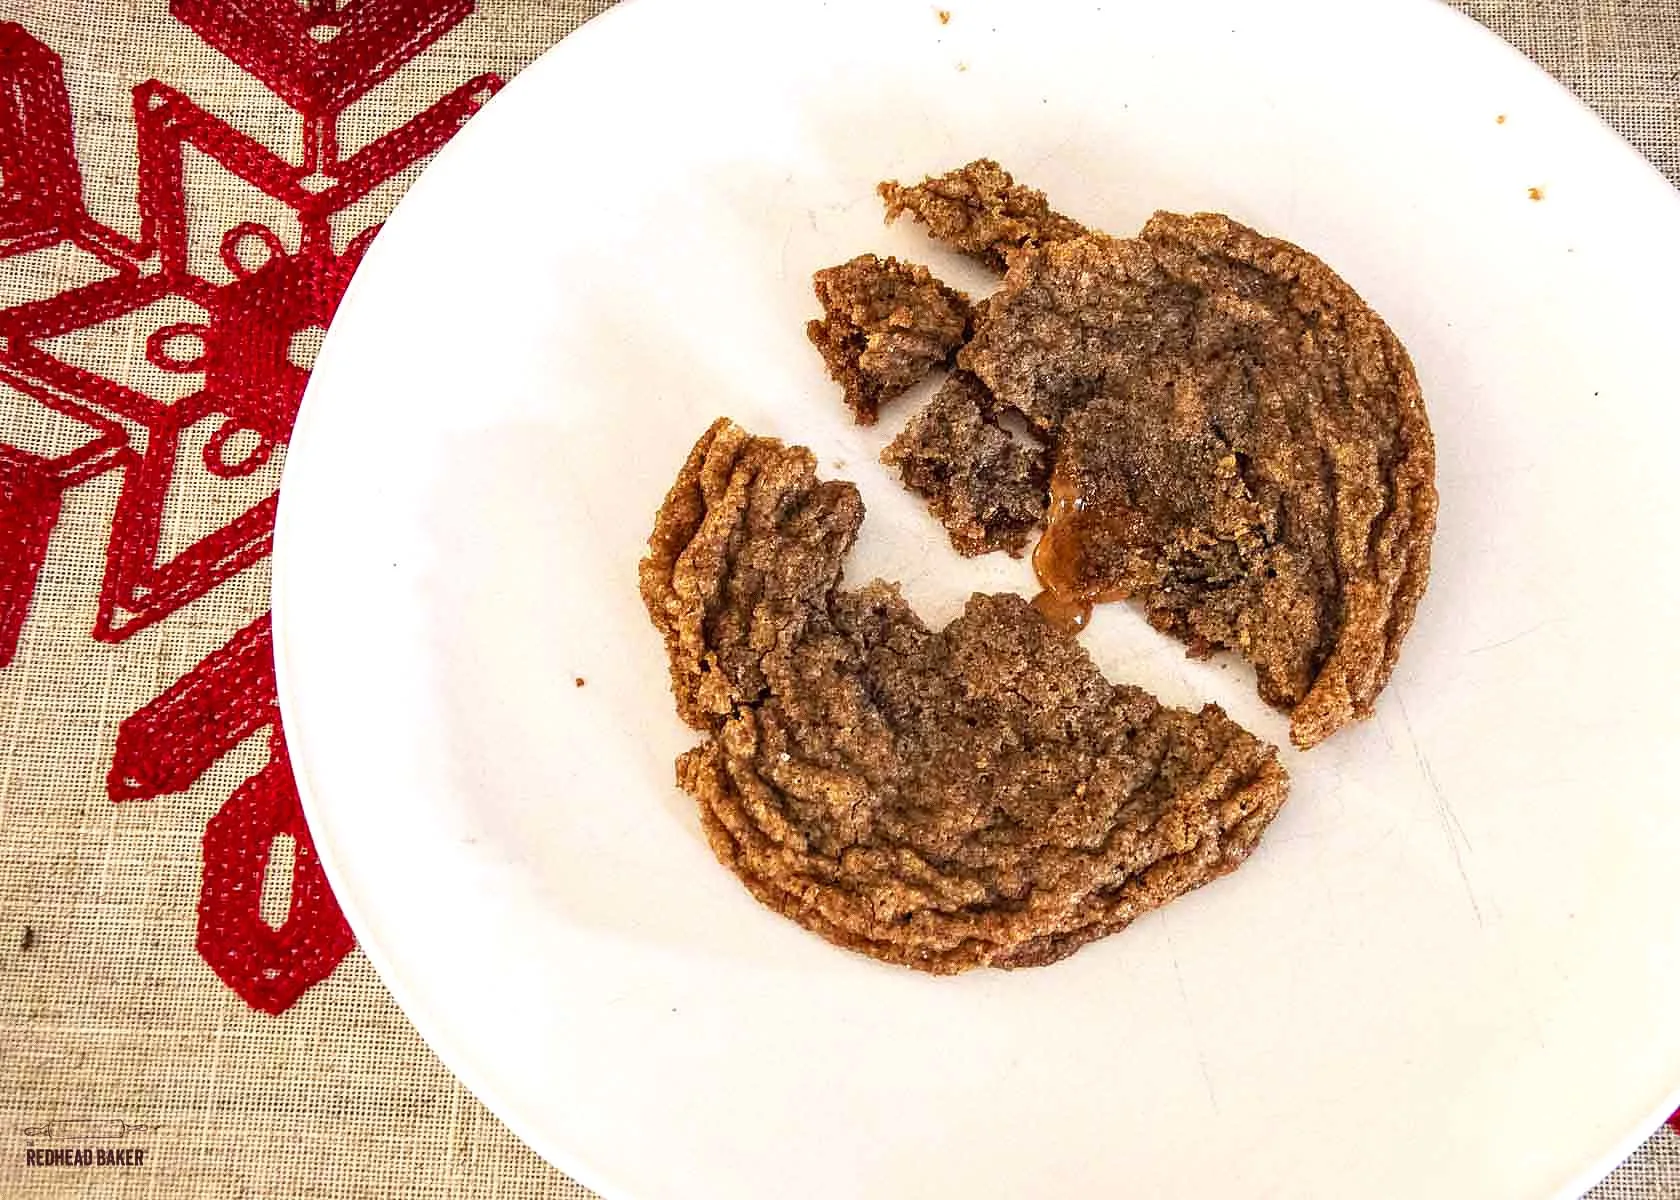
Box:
xmin=0 ymin=2 xmax=502 ymax=1012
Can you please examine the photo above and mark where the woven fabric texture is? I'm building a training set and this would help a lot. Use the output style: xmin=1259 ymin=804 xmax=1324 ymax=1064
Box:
xmin=0 ymin=1 xmax=1675 ymax=1198
xmin=1461 ymin=0 xmax=1680 ymax=186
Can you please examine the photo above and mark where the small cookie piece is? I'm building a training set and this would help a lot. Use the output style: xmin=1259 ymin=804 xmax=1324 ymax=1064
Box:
xmin=879 ymin=158 xmax=1087 ymax=270
xmin=882 ymin=371 xmax=1048 ymax=557
xmin=806 ymin=254 xmax=973 ymax=424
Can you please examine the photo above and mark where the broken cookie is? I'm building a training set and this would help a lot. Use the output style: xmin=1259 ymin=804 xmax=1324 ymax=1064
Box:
xmin=963 ymin=212 xmax=1437 ymax=749
xmin=640 ymin=419 xmax=1289 ymax=974
xmin=806 ymin=253 xmax=973 ymax=424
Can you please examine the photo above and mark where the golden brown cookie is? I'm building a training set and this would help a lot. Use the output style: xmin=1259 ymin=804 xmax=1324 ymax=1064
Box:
xmin=640 ymin=420 xmax=1289 ymax=973
xmin=962 ymin=213 xmax=1437 ymax=748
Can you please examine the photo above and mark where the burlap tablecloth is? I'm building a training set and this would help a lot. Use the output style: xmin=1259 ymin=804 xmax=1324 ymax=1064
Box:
xmin=0 ymin=1 xmax=1674 ymax=1196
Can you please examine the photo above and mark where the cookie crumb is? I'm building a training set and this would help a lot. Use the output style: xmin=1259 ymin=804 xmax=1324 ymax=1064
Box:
xmin=1528 ymin=186 xmax=1545 ymax=201
xmin=936 ymin=8 xmax=950 ymax=23
xmin=1496 ymin=113 xmax=1507 ymax=125
xmin=574 ymin=677 xmax=586 ymax=688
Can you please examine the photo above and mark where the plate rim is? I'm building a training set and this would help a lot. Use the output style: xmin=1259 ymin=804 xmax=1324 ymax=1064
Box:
xmin=272 ymin=1 xmax=1680 ymax=1196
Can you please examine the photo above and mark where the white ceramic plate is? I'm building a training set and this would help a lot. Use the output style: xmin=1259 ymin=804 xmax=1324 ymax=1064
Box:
xmin=272 ymin=1 xmax=1680 ymax=1196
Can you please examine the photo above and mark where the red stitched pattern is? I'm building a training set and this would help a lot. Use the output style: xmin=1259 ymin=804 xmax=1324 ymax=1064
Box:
xmin=0 ymin=6 xmax=502 ymax=1010
xmin=114 ymin=614 xmax=353 ymax=1012
xmin=109 ymin=614 xmax=278 ymax=804
xmin=0 ymin=453 xmax=66 ymax=665
xmin=200 ymin=724 xmax=355 ymax=1015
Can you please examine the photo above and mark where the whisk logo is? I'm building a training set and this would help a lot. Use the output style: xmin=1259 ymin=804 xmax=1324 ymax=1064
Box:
xmin=21 ymin=1118 xmax=156 ymax=1169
